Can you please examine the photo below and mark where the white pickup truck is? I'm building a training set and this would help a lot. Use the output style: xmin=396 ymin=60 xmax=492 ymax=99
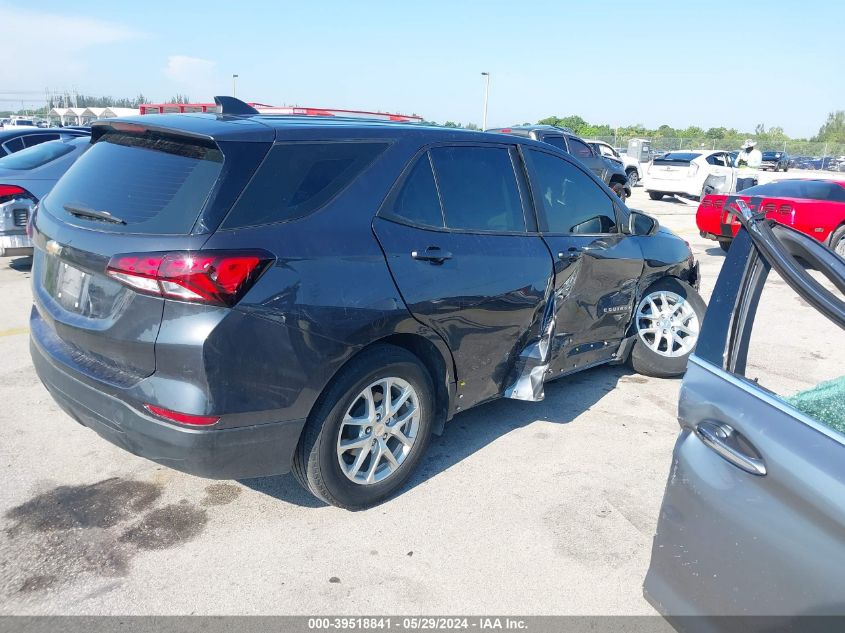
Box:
xmin=587 ymin=139 xmax=643 ymax=187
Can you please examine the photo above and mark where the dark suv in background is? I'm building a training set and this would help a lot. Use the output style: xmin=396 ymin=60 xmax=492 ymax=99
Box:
xmin=30 ymin=98 xmax=701 ymax=509
xmin=487 ymin=124 xmax=632 ymax=200
xmin=761 ymin=150 xmax=789 ymax=171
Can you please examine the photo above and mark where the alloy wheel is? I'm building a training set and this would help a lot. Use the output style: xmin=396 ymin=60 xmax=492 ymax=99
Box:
xmin=835 ymin=235 xmax=845 ymax=258
xmin=336 ymin=377 xmax=420 ymax=485
xmin=635 ymin=290 xmax=700 ymax=358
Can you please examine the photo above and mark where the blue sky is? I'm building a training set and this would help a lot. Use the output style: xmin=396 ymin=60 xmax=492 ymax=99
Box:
xmin=2 ymin=0 xmax=842 ymax=137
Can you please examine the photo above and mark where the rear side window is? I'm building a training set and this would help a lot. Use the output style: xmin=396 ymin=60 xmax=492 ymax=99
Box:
xmin=0 ymin=140 xmax=75 ymax=170
xmin=44 ymin=131 xmax=224 ymax=234
xmin=566 ymin=137 xmax=593 ymax=160
xmin=430 ymin=146 xmax=524 ymax=232
xmin=223 ymin=141 xmax=388 ymax=228
xmin=23 ymin=133 xmax=59 ymax=148
xmin=388 ymin=153 xmax=444 ymax=228
xmin=3 ymin=137 xmax=24 ymax=154
xmin=527 ymin=149 xmax=618 ymax=234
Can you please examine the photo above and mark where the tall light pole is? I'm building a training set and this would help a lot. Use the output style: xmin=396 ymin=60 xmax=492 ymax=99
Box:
xmin=481 ymin=72 xmax=490 ymax=131
xmin=232 ymin=74 xmax=239 ymax=97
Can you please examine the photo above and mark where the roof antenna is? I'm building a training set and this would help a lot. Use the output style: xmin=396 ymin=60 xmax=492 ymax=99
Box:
xmin=214 ymin=96 xmax=259 ymax=115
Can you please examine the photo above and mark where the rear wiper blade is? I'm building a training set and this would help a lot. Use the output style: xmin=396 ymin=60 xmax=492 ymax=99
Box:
xmin=63 ymin=203 xmax=125 ymax=225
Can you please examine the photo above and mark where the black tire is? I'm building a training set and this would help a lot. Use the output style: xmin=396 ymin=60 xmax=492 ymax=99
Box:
xmin=783 ymin=164 xmax=788 ymax=172
xmin=611 ymin=181 xmax=628 ymax=202
xmin=648 ymin=192 xmax=664 ymax=201
xmin=629 ymin=277 xmax=707 ymax=378
xmin=626 ymin=169 xmax=639 ymax=188
xmin=718 ymin=239 xmax=732 ymax=253
xmin=292 ymin=344 xmax=434 ymax=510
xmin=829 ymin=224 xmax=845 ymax=258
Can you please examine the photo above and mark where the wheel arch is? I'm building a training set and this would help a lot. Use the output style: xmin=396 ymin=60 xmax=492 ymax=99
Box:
xmin=306 ymin=331 xmax=456 ymax=438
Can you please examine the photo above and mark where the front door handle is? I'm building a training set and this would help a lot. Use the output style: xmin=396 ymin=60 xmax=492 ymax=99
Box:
xmin=558 ymin=247 xmax=582 ymax=262
xmin=695 ymin=421 xmax=767 ymax=476
xmin=411 ymin=246 xmax=452 ymax=264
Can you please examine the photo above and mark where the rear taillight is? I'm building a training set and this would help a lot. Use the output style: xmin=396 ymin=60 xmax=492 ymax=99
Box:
xmin=144 ymin=404 xmax=220 ymax=426
xmin=106 ymin=250 xmax=273 ymax=306
xmin=0 ymin=184 xmax=34 ymax=204
xmin=687 ymin=163 xmax=699 ymax=177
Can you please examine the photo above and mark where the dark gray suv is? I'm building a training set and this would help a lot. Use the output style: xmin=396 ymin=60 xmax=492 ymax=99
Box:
xmin=29 ymin=98 xmax=700 ymax=509
xmin=488 ymin=125 xmax=631 ymax=200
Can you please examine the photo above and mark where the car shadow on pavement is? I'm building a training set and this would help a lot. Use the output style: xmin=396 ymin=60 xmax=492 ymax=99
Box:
xmin=240 ymin=363 xmax=640 ymax=509
xmin=9 ymin=255 xmax=32 ymax=271
xmin=704 ymin=247 xmax=727 ymax=258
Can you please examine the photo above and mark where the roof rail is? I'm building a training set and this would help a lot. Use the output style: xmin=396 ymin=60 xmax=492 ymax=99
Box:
xmin=213 ymin=96 xmax=259 ymax=116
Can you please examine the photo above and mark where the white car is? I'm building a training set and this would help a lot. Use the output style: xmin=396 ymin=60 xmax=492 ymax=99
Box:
xmin=587 ymin=139 xmax=642 ymax=187
xmin=642 ymin=149 xmax=736 ymax=201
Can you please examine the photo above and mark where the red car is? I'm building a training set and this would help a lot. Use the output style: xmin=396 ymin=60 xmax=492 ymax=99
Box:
xmin=697 ymin=179 xmax=845 ymax=256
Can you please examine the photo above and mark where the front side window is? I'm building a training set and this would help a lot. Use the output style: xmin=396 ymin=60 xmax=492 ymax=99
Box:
xmin=387 ymin=153 xmax=444 ymax=228
xmin=527 ymin=149 xmax=618 ymax=234
xmin=223 ymin=141 xmax=388 ymax=228
xmin=429 ymin=146 xmax=525 ymax=232
xmin=736 ymin=266 xmax=845 ymax=435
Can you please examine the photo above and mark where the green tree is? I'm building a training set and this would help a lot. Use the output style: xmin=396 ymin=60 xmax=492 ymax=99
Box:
xmin=168 ymin=94 xmax=191 ymax=104
xmin=814 ymin=111 xmax=845 ymax=143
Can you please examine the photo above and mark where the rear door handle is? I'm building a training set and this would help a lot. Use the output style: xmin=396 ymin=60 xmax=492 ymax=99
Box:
xmin=695 ymin=421 xmax=767 ymax=476
xmin=411 ymin=247 xmax=452 ymax=264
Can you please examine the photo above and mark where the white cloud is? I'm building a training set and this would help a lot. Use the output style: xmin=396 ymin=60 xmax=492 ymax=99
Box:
xmin=0 ymin=4 xmax=144 ymax=98
xmin=163 ymin=55 xmax=216 ymax=84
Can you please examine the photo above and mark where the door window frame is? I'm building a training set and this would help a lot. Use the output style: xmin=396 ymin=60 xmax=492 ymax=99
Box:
xmin=692 ymin=223 xmax=845 ymax=448
xmin=520 ymin=145 xmax=622 ymax=236
xmin=377 ymin=141 xmax=539 ymax=236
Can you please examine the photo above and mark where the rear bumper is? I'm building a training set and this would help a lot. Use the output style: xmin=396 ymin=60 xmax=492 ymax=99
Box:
xmin=0 ymin=231 xmax=32 ymax=256
xmin=31 ymin=334 xmax=306 ymax=479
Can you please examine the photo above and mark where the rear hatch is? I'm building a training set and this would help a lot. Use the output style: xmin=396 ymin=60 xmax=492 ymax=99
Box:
xmin=649 ymin=152 xmax=701 ymax=180
xmin=31 ymin=118 xmax=271 ymax=385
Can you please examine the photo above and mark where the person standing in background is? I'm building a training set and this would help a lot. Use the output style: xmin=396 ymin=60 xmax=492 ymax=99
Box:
xmin=735 ymin=139 xmax=762 ymax=191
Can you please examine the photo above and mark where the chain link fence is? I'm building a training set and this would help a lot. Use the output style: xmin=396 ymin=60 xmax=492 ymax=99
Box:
xmin=590 ymin=136 xmax=845 ymax=170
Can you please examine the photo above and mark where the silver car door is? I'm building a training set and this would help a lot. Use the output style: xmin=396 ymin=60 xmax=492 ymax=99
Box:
xmin=645 ymin=199 xmax=845 ymax=624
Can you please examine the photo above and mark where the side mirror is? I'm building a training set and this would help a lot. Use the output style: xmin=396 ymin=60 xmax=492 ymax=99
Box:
xmin=629 ymin=210 xmax=659 ymax=236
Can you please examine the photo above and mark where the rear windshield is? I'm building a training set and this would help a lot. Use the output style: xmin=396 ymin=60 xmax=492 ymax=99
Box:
xmin=743 ymin=180 xmax=845 ymax=202
xmin=0 ymin=138 xmax=79 ymax=170
xmin=654 ymin=152 xmax=701 ymax=164
xmin=221 ymin=141 xmax=388 ymax=228
xmin=43 ymin=130 xmax=223 ymax=234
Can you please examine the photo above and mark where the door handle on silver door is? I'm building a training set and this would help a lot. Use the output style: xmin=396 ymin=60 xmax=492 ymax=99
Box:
xmin=695 ymin=421 xmax=767 ymax=476
xmin=558 ymin=247 xmax=582 ymax=262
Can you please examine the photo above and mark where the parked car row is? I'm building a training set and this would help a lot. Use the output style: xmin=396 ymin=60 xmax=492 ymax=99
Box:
xmin=486 ymin=125 xmax=632 ymax=199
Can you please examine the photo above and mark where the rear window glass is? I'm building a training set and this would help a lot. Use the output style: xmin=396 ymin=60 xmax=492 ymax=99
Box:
xmin=542 ymin=135 xmax=568 ymax=151
xmin=0 ymin=139 xmax=76 ymax=170
xmin=743 ymin=180 xmax=845 ymax=202
xmin=222 ymin=141 xmax=388 ymax=228
xmin=566 ymin=137 xmax=593 ymax=159
xmin=43 ymin=131 xmax=224 ymax=234
xmin=388 ymin=153 xmax=444 ymax=228
xmin=430 ymin=146 xmax=524 ymax=232
xmin=654 ymin=152 xmax=701 ymax=163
